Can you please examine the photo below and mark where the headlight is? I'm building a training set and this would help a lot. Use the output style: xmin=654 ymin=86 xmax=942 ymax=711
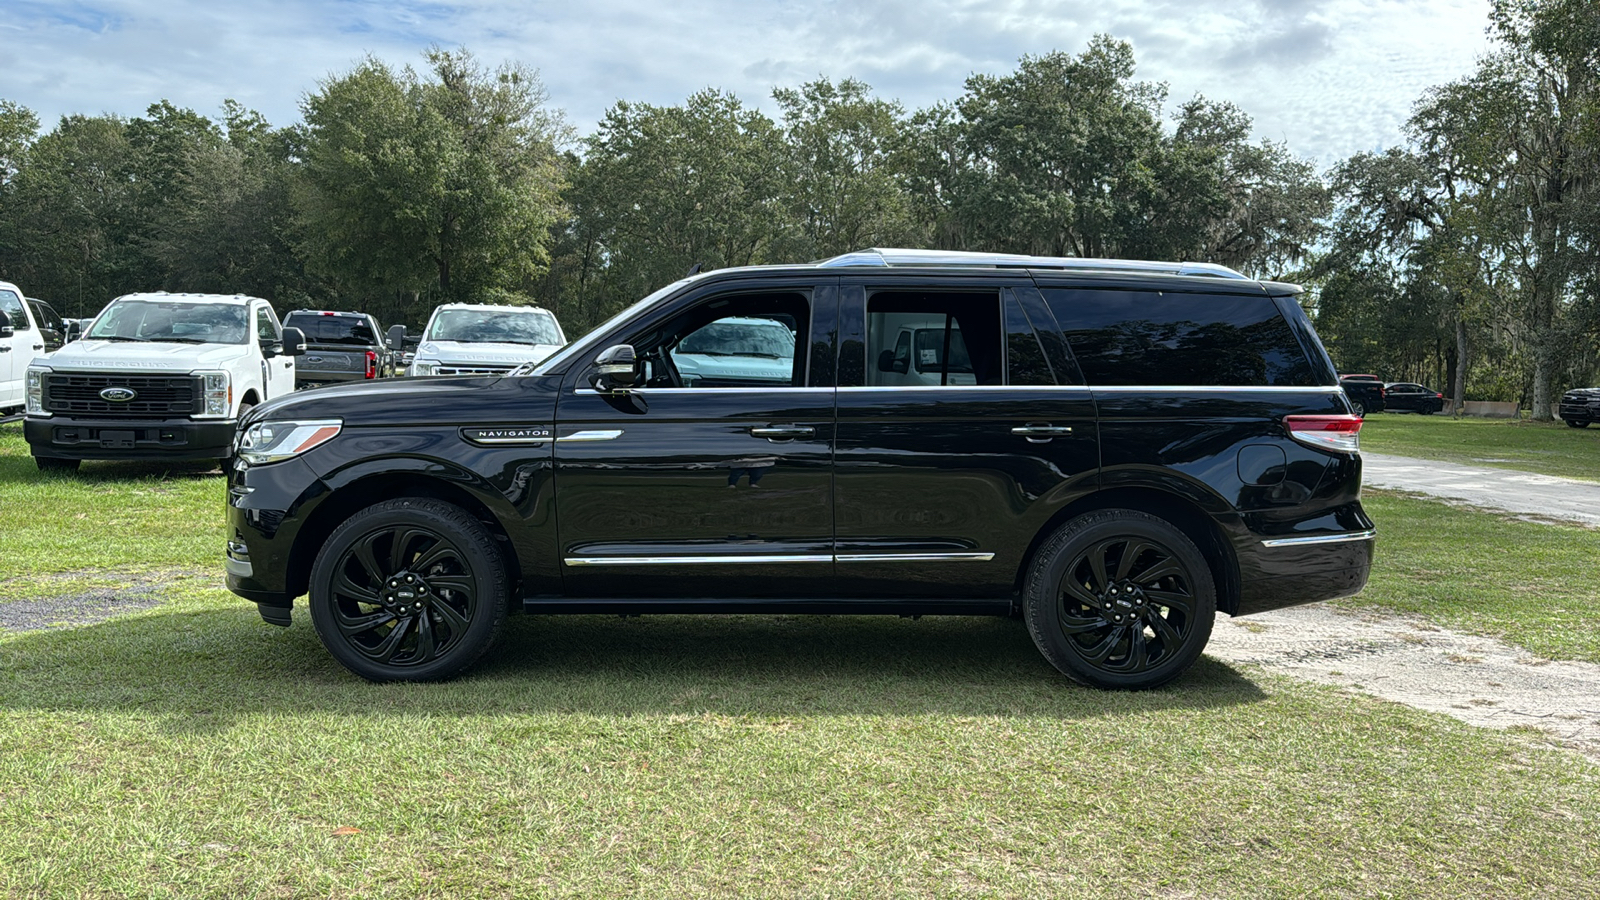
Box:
xmin=413 ymin=361 xmax=438 ymax=376
xmin=196 ymin=370 xmax=232 ymax=418
xmin=25 ymin=366 xmax=48 ymax=416
xmin=236 ymin=419 xmax=343 ymax=465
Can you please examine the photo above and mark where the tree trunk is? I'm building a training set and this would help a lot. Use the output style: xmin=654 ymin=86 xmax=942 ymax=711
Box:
xmin=1452 ymin=317 xmax=1467 ymax=417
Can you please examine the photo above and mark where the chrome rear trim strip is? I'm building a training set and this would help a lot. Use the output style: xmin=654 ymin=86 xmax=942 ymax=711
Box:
xmin=1260 ymin=529 xmax=1377 ymax=548
xmin=835 ymin=553 xmax=995 ymax=563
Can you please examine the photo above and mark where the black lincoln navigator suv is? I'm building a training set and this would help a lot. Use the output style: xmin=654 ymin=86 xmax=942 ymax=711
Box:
xmin=225 ymin=249 xmax=1374 ymax=689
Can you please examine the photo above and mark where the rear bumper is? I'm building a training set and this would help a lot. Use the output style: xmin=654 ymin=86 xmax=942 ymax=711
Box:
xmin=1235 ymin=529 xmax=1375 ymax=616
xmin=25 ymin=414 xmax=237 ymax=460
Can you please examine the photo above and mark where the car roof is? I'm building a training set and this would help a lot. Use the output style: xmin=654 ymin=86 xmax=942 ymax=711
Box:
xmin=114 ymin=291 xmax=265 ymax=305
xmin=430 ymin=303 xmax=554 ymax=314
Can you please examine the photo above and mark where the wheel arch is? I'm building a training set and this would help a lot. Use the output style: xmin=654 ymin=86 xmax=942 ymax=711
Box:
xmin=1017 ymin=486 xmax=1242 ymax=616
xmin=285 ymin=470 xmax=523 ymax=602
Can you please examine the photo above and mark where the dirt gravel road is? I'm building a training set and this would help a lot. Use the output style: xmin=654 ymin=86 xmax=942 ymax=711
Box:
xmin=1208 ymin=451 xmax=1600 ymax=759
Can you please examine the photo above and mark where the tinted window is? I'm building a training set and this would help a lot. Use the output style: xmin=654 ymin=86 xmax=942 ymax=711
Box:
xmin=29 ymin=300 xmax=63 ymax=331
xmin=1043 ymin=289 xmax=1314 ymax=387
xmin=866 ymin=291 xmax=1001 ymax=387
xmin=626 ymin=291 xmax=809 ymax=389
xmin=285 ymin=313 xmax=378 ymax=345
xmin=0 ymin=290 xmax=28 ymax=331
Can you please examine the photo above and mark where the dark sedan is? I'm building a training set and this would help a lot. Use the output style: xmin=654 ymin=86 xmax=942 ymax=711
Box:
xmin=1384 ymin=382 xmax=1445 ymax=414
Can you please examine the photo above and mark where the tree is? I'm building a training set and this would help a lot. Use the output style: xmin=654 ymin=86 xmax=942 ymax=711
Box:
xmin=567 ymin=89 xmax=791 ymax=322
xmin=1408 ymin=0 xmax=1600 ymax=418
xmin=772 ymin=77 xmax=922 ymax=259
xmin=296 ymin=49 xmax=568 ymax=324
xmin=894 ymin=37 xmax=1327 ymax=278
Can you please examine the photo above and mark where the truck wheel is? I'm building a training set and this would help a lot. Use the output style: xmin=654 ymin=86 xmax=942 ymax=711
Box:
xmin=309 ymin=497 xmax=509 ymax=682
xmin=1566 ymin=419 xmax=1588 ymax=428
xmin=1350 ymin=400 xmax=1365 ymax=418
xmin=35 ymin=457 xmax=80 ymax=473
xmin=1023 ymin=509 xmax=1216 ymax=690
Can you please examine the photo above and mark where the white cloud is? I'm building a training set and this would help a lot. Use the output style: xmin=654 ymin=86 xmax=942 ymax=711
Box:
xmin=0 ymin=0 xmax=1494 ymax=165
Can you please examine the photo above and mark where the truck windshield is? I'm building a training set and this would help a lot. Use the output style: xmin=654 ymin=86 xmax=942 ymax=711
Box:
xmin=86 ymin=300 xmax=249 ymax=345
xmin=285 ymin=313 xmax=377 ymax=346
xmin=425 ymin=309 xmax=562 ymax=345
xmin=678 ymin=318 xmax=795 ymax=359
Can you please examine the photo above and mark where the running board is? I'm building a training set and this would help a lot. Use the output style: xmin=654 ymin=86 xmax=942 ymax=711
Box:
xmin=521 ymin=597 xmax=1014 ymax=616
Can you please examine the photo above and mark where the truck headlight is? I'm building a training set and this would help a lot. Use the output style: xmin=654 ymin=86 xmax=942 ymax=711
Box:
xmin=197 ymin=370 xmax=232 ymax=418
xmin=25 ymin=366 xmax=48 ymax=416
xmin=236 ymin=419 xmax=343 ymax=465
xmin=412 ymin=361 xmax=438 ymax=376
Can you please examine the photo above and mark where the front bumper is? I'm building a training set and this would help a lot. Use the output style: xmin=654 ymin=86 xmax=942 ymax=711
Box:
xmin=224 ymin=455 xmax=324 ymax=617
xmin=25 ymin=414 xmax=238 ymax=460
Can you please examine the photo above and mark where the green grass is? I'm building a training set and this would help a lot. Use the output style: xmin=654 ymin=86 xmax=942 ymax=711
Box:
xmin=1359 ymin=413 xmax=1600 ymax=480
xmin=3 ymin=422 xmax=1600 ymax=897
xmin=1349 ymin=490 xmax=1600 ymax=663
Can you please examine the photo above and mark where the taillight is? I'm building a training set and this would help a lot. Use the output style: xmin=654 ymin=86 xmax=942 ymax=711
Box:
xmin=365 ymin=350 xmax=378 ymax=379
xmin=1436 ymin=393 xmax=1443 ymax=399
xmin=1285 ymin=415 xmax=1362 ymax=453
xmin=1378 ymin=387 xmax=1386 ymax=397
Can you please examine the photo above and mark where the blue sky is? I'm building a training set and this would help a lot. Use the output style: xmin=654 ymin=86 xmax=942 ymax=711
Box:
xmin=0 ymin=0 xmax=1493 ymax=168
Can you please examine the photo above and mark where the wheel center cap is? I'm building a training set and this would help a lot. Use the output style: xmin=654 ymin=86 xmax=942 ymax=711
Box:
xmin=1100 ymin=582 xmax=1145 ymax=623
xmin=382 ymin=572 xmax=432 ymax=608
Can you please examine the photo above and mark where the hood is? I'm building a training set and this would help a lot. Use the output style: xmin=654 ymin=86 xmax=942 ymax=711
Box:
xmin=250 ymin=372 xmax=564 ymax=427
xmin=674 ymin=353 xmax=791 ymax=381
xmin=40 ymin=339 xmax=248 ymax=372
xmin=415 ymin=340 xmax=562 ymax=365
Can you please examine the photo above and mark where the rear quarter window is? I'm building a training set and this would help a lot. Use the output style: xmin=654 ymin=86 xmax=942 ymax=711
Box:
xmin=1042 ymin=289 xmax=1315 ymax=387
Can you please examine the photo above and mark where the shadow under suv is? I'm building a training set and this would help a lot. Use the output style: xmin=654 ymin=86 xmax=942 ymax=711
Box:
xmin=225 ymin=249 xmax=1375 ymax=690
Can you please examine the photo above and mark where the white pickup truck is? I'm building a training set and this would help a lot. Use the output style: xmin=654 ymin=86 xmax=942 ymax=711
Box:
xmin=407 ymin=303 xmax=565 ymax=376
xmin=24 ymin=291 xmax=304 ymax=471
xmin=0 ymin=279 xmax=50 ymax=414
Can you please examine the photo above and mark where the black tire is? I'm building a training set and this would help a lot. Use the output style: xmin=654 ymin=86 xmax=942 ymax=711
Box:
xmin=1566 ymin=418 xmax=1588 ymax=428
xmin=1023 ymin=509 xmax=1216 ymax=690
xmin=309 ymin=497 xmax=509 ymax=682
xmin=35 ymin=456 xmax=80 ymax=473
xmin=1350 ymin=400 xmax=1365 ymax=418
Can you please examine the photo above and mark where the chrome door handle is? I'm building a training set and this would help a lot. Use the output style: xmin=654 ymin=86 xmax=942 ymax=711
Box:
xmin=1012 ymin=424 xmax=1073 ymax=443
xmin=751 ymin=425 xmax=815 ymax=440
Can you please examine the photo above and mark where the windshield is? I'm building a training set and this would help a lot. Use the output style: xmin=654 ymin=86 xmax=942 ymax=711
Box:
xmin=285 ymin=313 xmax=376 ymax=346
xmin=86 ymin=300 xmax=249 ymax=345
xmin=678 ymin=318 xmax=795 ymax=358
xmin=425 ymin=309 xmax=563 ymax=345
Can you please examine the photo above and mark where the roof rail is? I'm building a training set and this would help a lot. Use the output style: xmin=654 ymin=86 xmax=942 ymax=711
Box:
xmin=816 ymin=248 xmax=1248 ymax=280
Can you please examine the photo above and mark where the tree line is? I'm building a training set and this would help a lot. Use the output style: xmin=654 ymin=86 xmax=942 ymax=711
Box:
xmin=1 ymin=0 xmax=1596 ymax=416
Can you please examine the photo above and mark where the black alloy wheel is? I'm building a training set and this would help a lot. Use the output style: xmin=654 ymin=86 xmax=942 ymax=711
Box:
xmin=309 ymin=497 xmax=508 ymax=682
xmin=1024 ymin=509 xmax=1215 ymax=690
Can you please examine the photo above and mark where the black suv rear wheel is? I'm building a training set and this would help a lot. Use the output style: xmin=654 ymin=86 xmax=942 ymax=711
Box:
xmin=1023 ymin=509 xmax=1216 ymax=690
xmin=309 ymin=497 xmax=508 ymax=682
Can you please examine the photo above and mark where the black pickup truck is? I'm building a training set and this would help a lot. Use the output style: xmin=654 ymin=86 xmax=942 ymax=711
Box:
xmin=282 ymin=310 xmax=395 ymax=389
xmin=1338 ymin=374 xmax=1386 ymax=417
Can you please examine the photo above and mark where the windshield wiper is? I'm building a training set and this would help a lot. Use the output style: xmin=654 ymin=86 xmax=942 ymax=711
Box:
xmin=98 ymin=335 xmax=151 ymax=342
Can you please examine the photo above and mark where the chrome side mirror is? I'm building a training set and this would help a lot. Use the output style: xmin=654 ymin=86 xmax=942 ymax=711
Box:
xmin=590 ymin=344 xmax=639 ymax=393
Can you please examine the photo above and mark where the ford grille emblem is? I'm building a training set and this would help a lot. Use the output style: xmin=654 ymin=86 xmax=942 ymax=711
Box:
xmin=306 ymin=355 xmax=323 ymax=363
xmin=99 ymin=387 xmax=137 ymax=402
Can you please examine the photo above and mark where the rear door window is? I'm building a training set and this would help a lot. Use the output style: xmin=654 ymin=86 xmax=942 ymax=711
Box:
xmin=1042 ymin=289 xmax=1315 ymax=387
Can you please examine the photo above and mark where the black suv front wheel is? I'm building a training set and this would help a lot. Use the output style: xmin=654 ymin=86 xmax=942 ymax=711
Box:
xmin=1023 ymin=509 xmax=1216 ymax=690
xmin=309 ymin=497 xmax=509 ymax=682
